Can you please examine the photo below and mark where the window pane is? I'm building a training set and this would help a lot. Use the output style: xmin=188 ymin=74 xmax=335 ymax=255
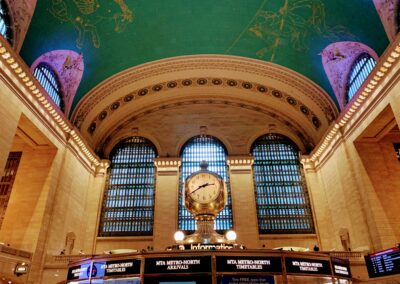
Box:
xmin=99 ymin=137 xmax=157 ymax=236
xmin=33 ymin=63 xmax=64 ymax=111
xmin=252 ymin=134 xmax=314 ymax=234
xmin=178 ymin=135 xmax=233 ymax=233
xmin=0 ymin=152 xmax=22 ymax=229
xmin=346 ymin=53 xmax=376 ymax=103
xmin=0 ymin=0 xmax=13 ymax=44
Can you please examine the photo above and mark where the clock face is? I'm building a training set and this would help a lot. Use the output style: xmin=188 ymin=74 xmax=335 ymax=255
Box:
xmin=187 ymin=172 xmax=221 ymax=204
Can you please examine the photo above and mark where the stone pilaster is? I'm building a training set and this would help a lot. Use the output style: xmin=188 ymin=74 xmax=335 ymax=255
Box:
xmin=153 ymin=158 xmax=181 ymax=250
xmin=85 ymin=160 xmax=110 ymax=254
xmin=226 ymin=156 xmax=259 ymax=248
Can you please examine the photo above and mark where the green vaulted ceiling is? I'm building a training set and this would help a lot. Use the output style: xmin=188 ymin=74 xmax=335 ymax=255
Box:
xmin=21 ymin=0 xmax=388 ymax=111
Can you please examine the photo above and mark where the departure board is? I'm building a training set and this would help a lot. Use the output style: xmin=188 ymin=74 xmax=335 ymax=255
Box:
xmin=365 ymin=247 xmax=400 ymax=278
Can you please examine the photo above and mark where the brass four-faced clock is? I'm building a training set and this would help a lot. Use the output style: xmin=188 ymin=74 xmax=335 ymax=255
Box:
xmin=184 ymin=168 xmax=227 ymax=218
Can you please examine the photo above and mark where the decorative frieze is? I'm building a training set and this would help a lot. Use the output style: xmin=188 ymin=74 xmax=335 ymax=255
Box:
xmin=154 ymin=158 xmax=181 ymax=176
xmin=227 ymin=156 xmax=254 ymax=174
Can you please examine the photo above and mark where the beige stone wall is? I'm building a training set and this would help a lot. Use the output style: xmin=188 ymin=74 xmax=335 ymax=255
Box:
xmin=302 ymin=65 xmax=400 ymax=253
xmin=0 ymin=74 xmax=105 ymax=282
xmin=356 ymin=134 xmax=400 ymax=243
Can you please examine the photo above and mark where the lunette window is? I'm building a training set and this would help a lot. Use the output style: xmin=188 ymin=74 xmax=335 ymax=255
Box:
xmin=346 ymin=53 xmax=376 ymax=104
xmin=252 ymin=134 xmax=314 ymax=234
xmin=33 ymin=62 xmax=64 ymax=111
xmin=178 ymin=135 xmax=233 ymax=233
xmin=99 ymin=137 xmax=157 ymax=236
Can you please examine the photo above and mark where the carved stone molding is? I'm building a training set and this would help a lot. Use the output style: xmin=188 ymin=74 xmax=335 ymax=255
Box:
xmin=95 ymin=160 xmax=111 ymax=177
xmin=227 ymin=156 xmax=254 ymax=174
xmin=154 ymin=158 xmax=181 ymax=176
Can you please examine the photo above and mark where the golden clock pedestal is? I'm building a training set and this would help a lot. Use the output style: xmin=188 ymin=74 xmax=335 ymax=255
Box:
xmin=179 ymin=162 xmax=235 ymax=245
xmin=183 ymin=215 xmax=227 ymax=244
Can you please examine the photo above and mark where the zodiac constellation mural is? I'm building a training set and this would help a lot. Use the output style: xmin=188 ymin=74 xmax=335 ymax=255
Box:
xmin=50 ymin=0 xmax=133 ymax=48
xmin=228 ymin=0 xmax=354 ymax=61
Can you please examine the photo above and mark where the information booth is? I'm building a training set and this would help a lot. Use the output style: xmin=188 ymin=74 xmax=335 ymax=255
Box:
xmin=64 ymin=250 xmax=352 ymax=284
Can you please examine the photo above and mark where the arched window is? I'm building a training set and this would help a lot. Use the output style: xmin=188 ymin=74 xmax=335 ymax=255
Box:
xmin=99 ymin=137 xmax=157 ymax=236
xmin=346 ymin=53 xmax=376 ymax=104
xmin=178 ymin=135 xmax=233 ymax=233
xmin=0 ymin=0 xmax=13 ymax=44
xmin=251 ymin=134 xmax=314 ymax=234
xmin=33 ymin=63 xmax=64 ymax=111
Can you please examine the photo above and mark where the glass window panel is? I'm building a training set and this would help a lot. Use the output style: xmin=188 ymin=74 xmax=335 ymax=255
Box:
xmin=0 ymin=0 xmax=13 ymax=44
xmin=33 ymin=63 xmax=64 ymax=111
xmin=98 ymin=137 xmax=157 ymax=236
xmin=346 ymin=53 xmax=376 ymax=104
xmin=251 ymin=134 xmax=314 ymax=234
xmin=0 ymin=152 xmax=22 ymax=229
xmin=178 ymin=135 xmax=233 ymax=233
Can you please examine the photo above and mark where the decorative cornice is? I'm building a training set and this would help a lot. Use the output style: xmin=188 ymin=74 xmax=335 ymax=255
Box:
xmin=227 ymin=156 xmax=254 ymax=173
xmin=305 ymin=34 xmax=400 ymax=167
xmin=154 ymin=158 xmax=181 ymax=175
xmin=0 ymin=37 xmax=101 ymax=170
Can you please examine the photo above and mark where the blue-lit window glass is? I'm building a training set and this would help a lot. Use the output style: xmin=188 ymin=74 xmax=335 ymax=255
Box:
xmin=99 ymin=137 xmax=157 ymax=236
xmin=252 ymin=134 xmax=314 ymax=234
xmin=0 ymin=0 xmax=13 ymax=44
xmin=33 ymin=63 xmax=64 ymax=111
xmin=346 ymin=53 xmax=376 ymax=104
xmin=178 ymin=135 xmax=233 ymax=233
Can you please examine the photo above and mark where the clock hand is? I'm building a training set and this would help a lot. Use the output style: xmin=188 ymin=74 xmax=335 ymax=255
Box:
xmin=190 ymin=183 xmax=215 ymax=194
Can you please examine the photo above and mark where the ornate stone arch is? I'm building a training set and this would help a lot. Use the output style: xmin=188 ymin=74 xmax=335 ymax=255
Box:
xmin=321 ymin=42 xmax=378 ymax=110
xmin=31 ymin=50 xmax=84 ymax=116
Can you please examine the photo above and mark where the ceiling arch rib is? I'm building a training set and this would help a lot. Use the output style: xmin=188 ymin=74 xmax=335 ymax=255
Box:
xmin=71 ymin=55 xmax=339 ymax=156
xmin=97 ymin=98 xmax=314 ymax=158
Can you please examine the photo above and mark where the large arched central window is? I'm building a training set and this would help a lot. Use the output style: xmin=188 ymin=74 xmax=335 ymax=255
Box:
xmin=178 ymin=135 xmax=233 ymax=233
xmin=252 ymin=134 xmax=314 ymax=234
xmin=33 ymin=63 xmax=64 ymax=111
xmin=346 ymin=53 xmax=376 ymax=104
xmin=99 ymin=137 xmax=157 ymax=236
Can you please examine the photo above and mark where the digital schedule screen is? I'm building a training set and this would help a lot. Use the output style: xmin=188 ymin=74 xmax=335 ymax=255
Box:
xmin=365 ymin=247 xmax=400 ymax=278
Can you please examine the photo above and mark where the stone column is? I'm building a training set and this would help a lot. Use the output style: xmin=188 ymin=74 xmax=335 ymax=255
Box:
xmin=227 ymin=156 xmax=259 ymax=248
xmin=153 ymin=158 xmax=181 ymax=250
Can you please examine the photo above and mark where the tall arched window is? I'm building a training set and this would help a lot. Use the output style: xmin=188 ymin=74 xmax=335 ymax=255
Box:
xmin=178 ymin=135 xmax=233 ymax=233
xmin=346 ymin=53 xmax=376 ymax=104
xmin=251 ymin=134 xmax=314 ymax=234
xmin=99 ymin=137 xmax=157 ymax=236
xmin=0 ymin=0 xmax=13 ymax=44
xmin=33 ymin=63 xmax=64 ymax=111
